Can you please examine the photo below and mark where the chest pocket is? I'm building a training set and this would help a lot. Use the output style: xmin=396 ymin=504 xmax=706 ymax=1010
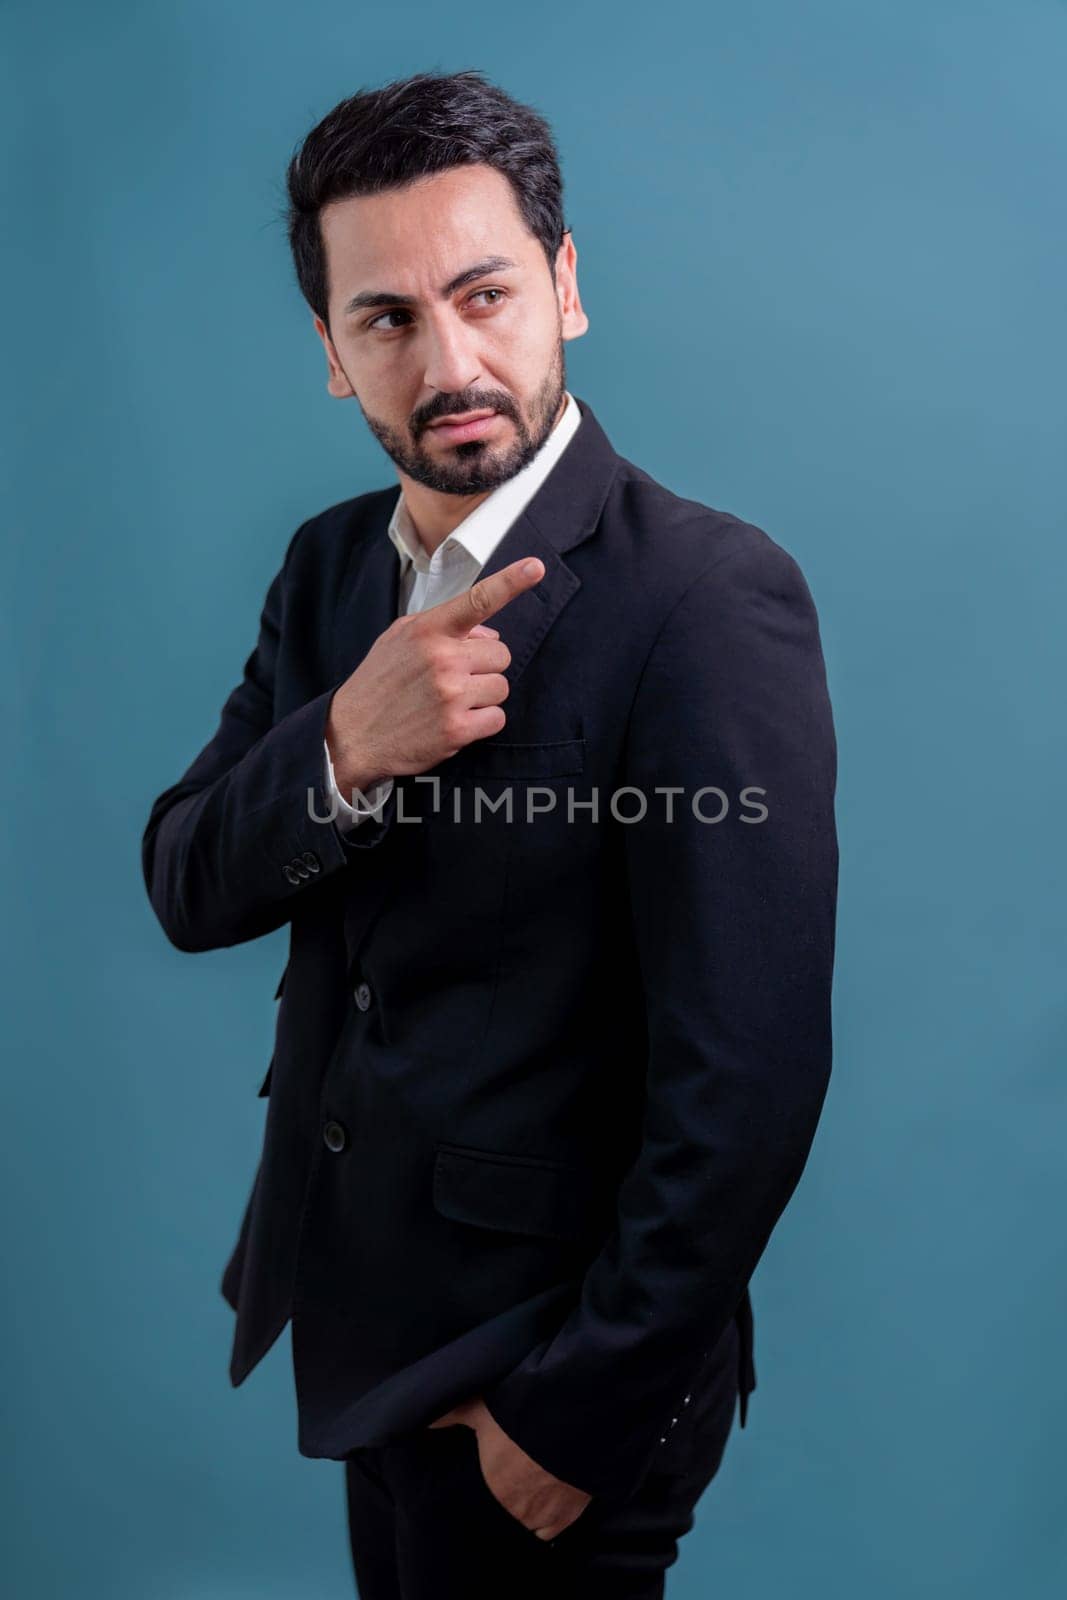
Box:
xmin=453 ymin=736 xmax=585 ymax=780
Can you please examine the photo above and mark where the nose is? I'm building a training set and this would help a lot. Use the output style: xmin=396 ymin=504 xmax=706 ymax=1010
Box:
xmin=421 ymin=310 xmax=481 ymax=399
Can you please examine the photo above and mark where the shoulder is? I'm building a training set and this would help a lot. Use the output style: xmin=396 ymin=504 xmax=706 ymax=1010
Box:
xmin=260 ymin=486 xmax=398 ymax=624
xmin=283 ymin=485 xmax=397 ymax=577
xmin=603 ymin=454 xmax=815 ymax=619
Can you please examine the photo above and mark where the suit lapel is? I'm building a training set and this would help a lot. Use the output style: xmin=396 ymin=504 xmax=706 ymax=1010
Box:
xmin=467 ymin=395 xmax=620 ymax=694
xmin=331 ymin=488 xmax=405 ymax=687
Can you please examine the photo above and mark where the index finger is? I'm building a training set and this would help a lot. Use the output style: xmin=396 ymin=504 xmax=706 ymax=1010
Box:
xmin=432 ymin=558 xmax=545 ymax=637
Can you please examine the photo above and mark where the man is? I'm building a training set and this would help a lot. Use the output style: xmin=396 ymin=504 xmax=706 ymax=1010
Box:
xmin=142 ymin=68 xmax=838 ymax=1598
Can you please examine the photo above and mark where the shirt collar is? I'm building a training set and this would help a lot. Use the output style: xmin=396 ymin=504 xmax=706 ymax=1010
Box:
xmin=386 ymin=390 xmax=582 ymax=578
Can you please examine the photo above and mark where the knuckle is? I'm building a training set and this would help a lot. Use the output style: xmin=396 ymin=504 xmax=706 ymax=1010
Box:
xmin=435 ymin=670 xmax=463 ymax=703
xmin=467 ymin=580 xmax=493 ymax=618
xmin=424 ymin=642 xmax=452 ymax=677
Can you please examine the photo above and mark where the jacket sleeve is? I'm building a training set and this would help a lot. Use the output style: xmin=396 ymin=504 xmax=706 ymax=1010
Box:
xmin=141 ymin=523 xmax=397 ymax=954
xmin=481 ymin=532 xmax=839 ymax=1499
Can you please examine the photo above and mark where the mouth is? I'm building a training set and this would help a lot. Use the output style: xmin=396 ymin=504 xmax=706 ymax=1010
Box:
xmin=426 ymin=410 xmax=503 ymax=445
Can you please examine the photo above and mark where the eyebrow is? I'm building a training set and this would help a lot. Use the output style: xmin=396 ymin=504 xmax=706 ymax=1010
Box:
xmin=342 ymin=255 xmax=520 ymax=317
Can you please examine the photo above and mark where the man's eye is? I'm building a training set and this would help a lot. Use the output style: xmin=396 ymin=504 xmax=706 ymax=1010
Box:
xmin=469 ymin=288 xmax=506 ymax=308
xmin=368 ymin=309 xmax=413 ymax=332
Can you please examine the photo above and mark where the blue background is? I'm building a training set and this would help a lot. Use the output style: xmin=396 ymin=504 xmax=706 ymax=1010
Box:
xmin=4 ymin=1 xmax=1065 ymax=1594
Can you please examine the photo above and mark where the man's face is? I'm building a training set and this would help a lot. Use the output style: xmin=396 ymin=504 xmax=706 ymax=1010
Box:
xmin=312 ymin=164 xmax=588 ymax=495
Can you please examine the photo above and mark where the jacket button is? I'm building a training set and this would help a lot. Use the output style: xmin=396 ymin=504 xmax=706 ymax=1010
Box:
xmin=283 ymin=864 xmax=300 ymax=884
xmin=301 ymin=850 xmax=321 ymax=872
xmin=323 ymin=1119 xmax=347 ymax=1152
xmin=354 ymin=981 xmax=372 ymax=1011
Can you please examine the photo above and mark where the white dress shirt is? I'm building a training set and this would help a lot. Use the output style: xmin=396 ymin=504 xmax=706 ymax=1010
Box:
xmin=324 ymin=390 xmax=583 ymax=828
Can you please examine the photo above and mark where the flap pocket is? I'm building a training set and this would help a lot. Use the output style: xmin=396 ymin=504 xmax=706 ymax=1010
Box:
xmin=432 ymin=1141 xmax=598 ymax=1241
xmin=453 ymin=737 xmax=585 ymax=780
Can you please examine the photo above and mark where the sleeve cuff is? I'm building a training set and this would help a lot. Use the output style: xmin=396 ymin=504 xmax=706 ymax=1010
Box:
xmin=323 ymin=738 xmax=395 ymax=829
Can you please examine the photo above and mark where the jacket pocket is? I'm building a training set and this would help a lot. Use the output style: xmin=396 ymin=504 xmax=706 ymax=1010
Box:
xmin=432 ymin=1141 xmax=600 ymax=1242
xmin=451 ymin=737 xmax=585 ymax=780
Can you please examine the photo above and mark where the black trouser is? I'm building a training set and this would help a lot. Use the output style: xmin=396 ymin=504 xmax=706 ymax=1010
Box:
xmin=343 ymin=1318 xmax=740 ymax=1599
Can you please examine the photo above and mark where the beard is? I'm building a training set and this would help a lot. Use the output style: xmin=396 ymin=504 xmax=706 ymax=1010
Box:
xmin=356 ymin=340 xmax=567 ymax=496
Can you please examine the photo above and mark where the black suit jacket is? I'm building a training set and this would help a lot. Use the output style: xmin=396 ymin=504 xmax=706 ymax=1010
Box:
xmin=141 ymin=396 xmax=838 ymax=1501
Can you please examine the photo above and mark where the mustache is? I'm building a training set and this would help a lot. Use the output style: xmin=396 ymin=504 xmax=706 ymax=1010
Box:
xmin=415 ymin=393 xmax=518 ymax=431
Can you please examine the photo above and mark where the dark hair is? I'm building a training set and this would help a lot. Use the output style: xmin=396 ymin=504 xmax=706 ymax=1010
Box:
xmin=285 ymin=69 xmax=568 ymax=329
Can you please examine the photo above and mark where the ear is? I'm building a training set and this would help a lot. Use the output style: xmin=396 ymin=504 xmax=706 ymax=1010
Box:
xmin=312 ymin=315 xmax=356 ymax=399
xmin=554 ymin=230 xmax=590 ymax=342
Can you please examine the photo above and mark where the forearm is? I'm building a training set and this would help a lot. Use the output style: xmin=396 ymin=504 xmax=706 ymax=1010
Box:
xmin=142 ymin=528 xmax=396 ymax=953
